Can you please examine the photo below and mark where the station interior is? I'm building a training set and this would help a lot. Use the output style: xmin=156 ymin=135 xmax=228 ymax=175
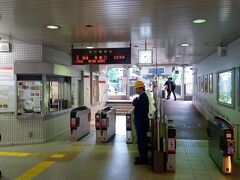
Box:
xmin=0 ymin=1 xmax=240 ymax=179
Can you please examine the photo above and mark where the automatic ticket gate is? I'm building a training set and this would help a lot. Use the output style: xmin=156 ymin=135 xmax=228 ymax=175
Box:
xmin=95 ymin=107 xmax=116 ymax=143
xmin=126 ymin=108 xmax=136 ymax=144
xmin=208 ymin=116 xmax=235 ymax=174
xmin=166 ymin=119 xmax=176 ymax=171
xmin=70 ymin=106 xmax=91 ymax=141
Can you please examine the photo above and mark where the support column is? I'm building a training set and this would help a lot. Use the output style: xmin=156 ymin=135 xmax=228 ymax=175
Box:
xmin=181 ymin=66 xmax=185 ymax=100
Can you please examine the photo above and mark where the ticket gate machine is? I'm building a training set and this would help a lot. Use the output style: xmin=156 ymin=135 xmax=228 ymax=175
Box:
xmin=166 ymin=119 xmax=176 ymax=171
xmin=70 ymin=106 xmax=91 ymax=141
xmin=95 ymin=107 xmax=116 ymax=143
xmin=101 ymin=107 xmax=116 ymax=142
xmin=126 ymin=108 xmax=135 ymax=144
xmin=208 ymin=116 xmax=235 ymax=174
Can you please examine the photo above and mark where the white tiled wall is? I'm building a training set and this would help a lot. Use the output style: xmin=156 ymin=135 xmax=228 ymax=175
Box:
xmin=44 ymin=112 xmax=70 ymax=142
xmin=193 ymin=37 xmax=240 ymax=159
xmin=42 ymin=45 xmax=71 ymax=66
xmin=0 ymin=43 xmax=43 ymax=146
xmin=0 ymin=113 xmax=44 ymax=146
xmin=0 ymin=42 xmax=81 ymax=146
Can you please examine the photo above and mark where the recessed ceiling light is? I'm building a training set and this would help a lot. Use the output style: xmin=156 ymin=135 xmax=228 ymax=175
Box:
xmin=176 ymin=54 xmax=182 ymax=58
xmin=181 ymin=43 xmax=190 ymax=47
xmin=46 ymin=25 xmax=59 ymax=30
xmin=86 ymin=46 xmax=94 ymax=49
xmin=192 ymin=19 xmax=207 ymax=24
xmin=85 ymin=25 xmax=93 ymax=27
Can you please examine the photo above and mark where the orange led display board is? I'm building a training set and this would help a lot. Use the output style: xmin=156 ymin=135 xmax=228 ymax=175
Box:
xmin=72 ymin=48 xmax=131 ymax=65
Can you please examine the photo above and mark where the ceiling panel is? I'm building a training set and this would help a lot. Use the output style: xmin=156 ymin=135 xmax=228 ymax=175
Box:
xmin=0 ymin=0 xmax=240 ymax=65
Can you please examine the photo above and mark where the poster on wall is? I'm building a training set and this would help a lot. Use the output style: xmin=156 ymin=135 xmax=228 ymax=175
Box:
xmin=200 ymin=76 xmax=204 ymax=92
xmin=217 ymin=70 xmax=233 ymax=106
xmin=17 ymin=81 xmax=42 ymax=114
xmin=204 ymin=75 xmax=208 ymax=92
xmin=209 ymin=73 xmax=213 ymax=93
xmin=0 ymin=80 xmax=16 ymax=112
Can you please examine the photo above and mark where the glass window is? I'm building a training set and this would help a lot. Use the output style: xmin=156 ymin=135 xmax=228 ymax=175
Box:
xmin=45 ymin=78 xmax=70 ymax=113
xmin=17 ymin=81 xmax=42 ymax=115
xmin=217 ymin=69 xmax=234 ymax=107
xmin=92 ymin=75 xmax=99 ymax=104
xmin=107 ymin=68 xmax=126 ymax=95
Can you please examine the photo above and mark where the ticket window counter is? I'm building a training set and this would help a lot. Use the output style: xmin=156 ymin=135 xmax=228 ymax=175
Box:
xmin=17 ymin=75 xmax=71 ymax=116
xmin=45 ymin=77 xmax=71 ymax=113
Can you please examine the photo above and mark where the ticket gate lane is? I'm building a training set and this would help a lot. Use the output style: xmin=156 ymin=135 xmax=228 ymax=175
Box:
xmin=208 ymin=116 xmax=235 ymax=174
xmin=70 ymin=106 xmax=91 ymax=141
xmin=95 ymin=107 xmax=116 ymax=143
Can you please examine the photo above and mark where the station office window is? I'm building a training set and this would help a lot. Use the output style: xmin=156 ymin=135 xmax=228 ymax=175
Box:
xmin=45 ymin=77 xmax=70 ymax=113
xmin=17 ymin=75 xmax=42 ymax=115
xmin=217 ymin=69 xmax=234 ymax=107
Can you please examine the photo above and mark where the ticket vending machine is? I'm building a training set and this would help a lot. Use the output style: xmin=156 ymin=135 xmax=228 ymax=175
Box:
xmin=208 ymin=116 xmax=235 ymax=174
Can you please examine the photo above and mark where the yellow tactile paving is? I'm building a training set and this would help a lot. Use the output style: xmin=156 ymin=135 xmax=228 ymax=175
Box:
xmin=50 ymin=153 xmax=66 ymax=158
xmin=0 ymin=152 xmax=31 ymax=157
xmin=15 ymin=160 xmax=54 ymax=180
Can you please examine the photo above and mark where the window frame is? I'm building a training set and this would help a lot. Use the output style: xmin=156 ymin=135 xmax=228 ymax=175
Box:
xmin=217 ymin=68 xmax=235 ymax=108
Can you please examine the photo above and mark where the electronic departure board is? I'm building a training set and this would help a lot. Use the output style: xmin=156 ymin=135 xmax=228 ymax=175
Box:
xmin=72 ymin=48 xmax=131 ymax=65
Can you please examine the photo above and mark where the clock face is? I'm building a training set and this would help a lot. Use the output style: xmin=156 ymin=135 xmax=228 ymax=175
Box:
xmin=138 ymin=50 xmax=152 ymax=64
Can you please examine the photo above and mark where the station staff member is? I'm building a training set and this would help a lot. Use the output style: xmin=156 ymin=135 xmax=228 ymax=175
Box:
xmin=132 ymin=81 xmax=149 ymax=165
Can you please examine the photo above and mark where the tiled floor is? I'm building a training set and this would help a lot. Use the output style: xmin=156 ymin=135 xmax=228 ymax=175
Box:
xmin=1 ymin=100 xmax=240 ymax=179
xmin=0 ymin=119 xmax=239 ymax=179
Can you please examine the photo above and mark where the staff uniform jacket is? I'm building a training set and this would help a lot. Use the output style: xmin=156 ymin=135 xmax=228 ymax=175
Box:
xmin=132 ymin=92 xmax=149 ymax=130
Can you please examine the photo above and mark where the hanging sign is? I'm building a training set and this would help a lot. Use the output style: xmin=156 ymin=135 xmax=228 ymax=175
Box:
xmin=72 ymin=48 xmax=131 ymax=65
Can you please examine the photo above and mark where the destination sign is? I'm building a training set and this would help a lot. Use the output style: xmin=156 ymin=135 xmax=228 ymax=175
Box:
xmin=72 ymin=48 xmax=131 ymax=65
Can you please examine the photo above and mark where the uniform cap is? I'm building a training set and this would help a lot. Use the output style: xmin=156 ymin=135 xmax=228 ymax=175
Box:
xmin=134 ymin=81 xmax=145 ymax=88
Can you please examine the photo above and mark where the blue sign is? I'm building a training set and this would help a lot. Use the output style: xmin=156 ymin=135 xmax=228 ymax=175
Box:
xmin=149 ymin=68 xmax=165 ymax=75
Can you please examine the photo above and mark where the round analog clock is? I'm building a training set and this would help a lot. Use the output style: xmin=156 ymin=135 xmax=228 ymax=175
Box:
xmin=138 ymin=50 xmax=153 ymax=64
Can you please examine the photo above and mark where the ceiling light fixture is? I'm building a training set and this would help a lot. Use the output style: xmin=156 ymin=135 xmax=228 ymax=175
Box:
xmin=46 ymin=25 xmax=60 ymax=30
xmin=176 ymin=54 xmax=182 ymax=58
xmin=85 ymin=25 xmax=93 ymax=27
xmin=181 ymin=43 xmax=190 ymax=47
xmin=192 ymin=19 xmax=207 ymax=24
xmin=86 ymin=46 xmax=94 ymax=49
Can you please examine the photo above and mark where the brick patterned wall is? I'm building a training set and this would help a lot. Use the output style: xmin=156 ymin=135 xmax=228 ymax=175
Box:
xmin=193 ymin=37 xmax=240 ymax=159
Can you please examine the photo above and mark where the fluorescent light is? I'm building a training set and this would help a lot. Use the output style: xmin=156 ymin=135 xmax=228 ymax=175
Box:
xmin=46 ymin=25 xmax=59 ymax=30
xmin=86 ymin=46 xmax=94 ymax=49
xmin=193 ymin=19 xmax=207 ymax=24
xmin=181 ymin=43 xmax=189 ymax=47
xmin=176 ymin=54 xmax=182 ymax=58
